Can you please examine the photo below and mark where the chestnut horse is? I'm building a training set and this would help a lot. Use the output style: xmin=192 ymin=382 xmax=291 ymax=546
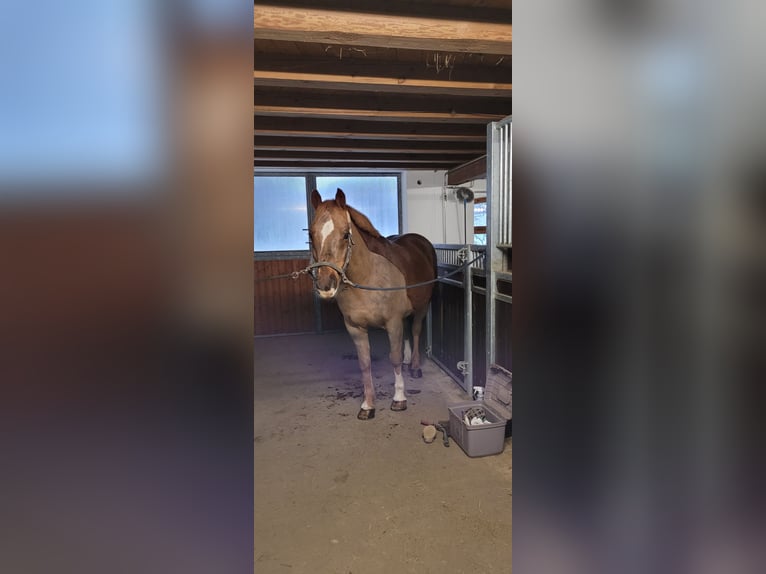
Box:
xmin=309 ymin=188 xmax=437 ymax=420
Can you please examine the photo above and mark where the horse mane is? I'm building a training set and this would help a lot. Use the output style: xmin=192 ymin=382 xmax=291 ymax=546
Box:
xmin=346 ymin=204 xmax=403 ymax=266
xmin=344 ymin=202 xmax=436 ymax=301
xmin=346 ymin=205 xmax=384 ymax=239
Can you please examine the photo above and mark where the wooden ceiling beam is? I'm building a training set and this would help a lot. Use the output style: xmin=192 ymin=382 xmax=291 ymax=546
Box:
xmin=255 ymin=87 xmax=512 ymax=116
xmin=446 ymin=155 xmax=488 ymax=185
xmin=254 ymin=128 xmax=486 ymax=142
xmin=253 ymin=70 xmax=511 ymax=97
xmin=253 ymin=51 xmax=511 ymax=84
xmin=252 ymin=1 xmax=512 ymax=25
xmin=253 ymin=152 xmax=467 ymax=163
xmin=255 ymin=145 xmax=482 ymax=155
xmin=254 ymin=136 xmax=484 ymax=154
xmin=254 ymin=105 xmax=504 ymax=123
xmin=254 ymin=6 xmax=512 ymax=55
xmin=255 ymin=161 xmax=463 ymax=170
xmin=253 ymin=116 xmax=487 ymax=141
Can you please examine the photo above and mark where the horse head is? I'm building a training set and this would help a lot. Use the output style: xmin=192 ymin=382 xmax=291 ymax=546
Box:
xmin=309 ymin=188 xmax=353 ymax=299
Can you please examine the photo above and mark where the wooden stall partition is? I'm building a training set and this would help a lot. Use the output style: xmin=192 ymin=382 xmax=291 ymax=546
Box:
xmin=254 ymin=258 xmax=315 ymax=336
xmin=254 ymin=257 xmax=347 ymax=336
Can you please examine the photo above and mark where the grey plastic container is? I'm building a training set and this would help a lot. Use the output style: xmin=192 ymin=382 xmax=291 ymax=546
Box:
xmin=448 ymin=401 xmax=507 ymax=457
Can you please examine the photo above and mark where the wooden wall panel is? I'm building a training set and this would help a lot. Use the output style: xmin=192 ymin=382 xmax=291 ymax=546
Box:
xmin=254 ymin=259 xmax=315 ymax=336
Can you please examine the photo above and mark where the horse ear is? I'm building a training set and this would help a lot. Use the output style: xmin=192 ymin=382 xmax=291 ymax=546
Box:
xmin=311 ymin=189 xmax=322 ymax=209
xmin=335 ymin=188 xmax=346 ymax=208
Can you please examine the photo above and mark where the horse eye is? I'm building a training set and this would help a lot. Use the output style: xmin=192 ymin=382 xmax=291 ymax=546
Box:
xmin=343 ymin=231 xmax=350 ymax=240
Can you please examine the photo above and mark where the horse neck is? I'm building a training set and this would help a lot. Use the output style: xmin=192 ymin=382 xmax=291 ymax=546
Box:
xmin=346 ymin=220 xmax=375 ymax=280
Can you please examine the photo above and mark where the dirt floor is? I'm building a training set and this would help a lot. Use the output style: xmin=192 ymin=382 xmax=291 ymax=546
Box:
xmin=254 ymin=330 xmax=512 ymax=574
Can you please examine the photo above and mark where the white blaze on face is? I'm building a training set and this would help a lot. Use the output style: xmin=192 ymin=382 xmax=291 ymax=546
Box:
xmin=393 ymin=370 xmax=406 ymax=402
xmin=319 ymin=218 xmax=334 ymax=251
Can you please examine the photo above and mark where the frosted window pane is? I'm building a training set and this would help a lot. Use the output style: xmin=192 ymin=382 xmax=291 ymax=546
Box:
xmin=254 ymin=176 xmax=308 ymax=251
xmin=474 ymin=201 xmax=487 ymax=227
xmin=315 ymin=176 xmax=399 ymax=237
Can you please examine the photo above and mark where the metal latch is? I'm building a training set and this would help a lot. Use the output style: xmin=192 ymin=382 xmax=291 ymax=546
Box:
xmin=457 ymin=360 xmax=470 ymax=374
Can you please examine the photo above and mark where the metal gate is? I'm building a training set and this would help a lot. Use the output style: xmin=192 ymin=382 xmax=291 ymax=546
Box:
xmin=430 ymin=244 xmax=487 ymax=392
xmin=428 ymin=116 xmax=511 ymax=393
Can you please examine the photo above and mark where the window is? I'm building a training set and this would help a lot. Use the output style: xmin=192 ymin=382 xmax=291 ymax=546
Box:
xmin=254 ymin=176 xmax=308 ymax=251
xmin=253 ymin=174 xmax=401 ymax=252
xmin=473 ymin=196 xmax=487 ymax=245
xmin=315 ymin=175 xmax=399 ymax=237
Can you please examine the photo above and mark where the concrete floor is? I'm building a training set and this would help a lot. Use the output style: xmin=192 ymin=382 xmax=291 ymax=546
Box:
xmin=254 ymin=330 xmax=512 ymax=574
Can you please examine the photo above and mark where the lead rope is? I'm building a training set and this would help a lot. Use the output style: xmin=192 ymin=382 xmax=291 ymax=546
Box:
xmin=258 ymin=250 xmax=485 ymax=292
xmin=258 ymin=211 xmax=485 ymax=291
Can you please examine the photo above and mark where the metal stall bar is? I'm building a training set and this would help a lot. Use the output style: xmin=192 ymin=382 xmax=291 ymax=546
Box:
xmin=486 ymin=116 xmax=512 ymax=376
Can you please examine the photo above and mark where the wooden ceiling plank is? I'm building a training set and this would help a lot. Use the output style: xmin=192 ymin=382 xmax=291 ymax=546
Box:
xmin=253 ymin=70 xmax=511 ymax=97
xmin=254 ymin=6 xmax=512 ymax=55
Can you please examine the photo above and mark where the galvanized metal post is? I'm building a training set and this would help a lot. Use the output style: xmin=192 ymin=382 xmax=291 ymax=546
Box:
xmin=463 ymin=244 xmax=473 ymax=392
xmin=486 ymin=117 xmax=512 ymax=375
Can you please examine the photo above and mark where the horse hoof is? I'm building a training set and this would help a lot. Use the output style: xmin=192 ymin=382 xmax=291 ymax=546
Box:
xmin=391 ymin=400 xmax=408 ymax=411
xmin=410 ymin=368 xmax=423 ymax=379
xmin=357 ymin=408 xmax=375 ymax=420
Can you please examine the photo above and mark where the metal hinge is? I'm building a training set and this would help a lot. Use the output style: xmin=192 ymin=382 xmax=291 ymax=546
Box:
xmin=457 ymin=360 xmax=470 ymax=374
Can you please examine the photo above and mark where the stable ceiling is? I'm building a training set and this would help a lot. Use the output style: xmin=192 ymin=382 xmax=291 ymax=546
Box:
xmin=254 ymin=1 xmax=512 ymax=172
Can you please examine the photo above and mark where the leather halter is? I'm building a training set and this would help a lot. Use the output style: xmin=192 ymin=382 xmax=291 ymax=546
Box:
xmin=309 ymin=212 xmax=355 ymax=286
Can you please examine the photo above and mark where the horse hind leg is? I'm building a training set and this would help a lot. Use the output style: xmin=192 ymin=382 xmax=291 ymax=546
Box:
xmin=409 ymin=308 xmax=428 ymax=379
xmin=386 ymin=320 xmax=408 ymax=411
xmin=402 ymin=316 xmax=413 ymax=365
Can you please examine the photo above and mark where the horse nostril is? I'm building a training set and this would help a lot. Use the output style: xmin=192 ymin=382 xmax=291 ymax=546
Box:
xmin=316 ymin=272 xmax=337 ymax=292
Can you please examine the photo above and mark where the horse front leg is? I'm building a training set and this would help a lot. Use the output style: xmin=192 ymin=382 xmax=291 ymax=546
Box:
xmin=345 ymin=322 xmax=376 ymax=420
xmin=386 ymin=319 xmax=407 ymax=411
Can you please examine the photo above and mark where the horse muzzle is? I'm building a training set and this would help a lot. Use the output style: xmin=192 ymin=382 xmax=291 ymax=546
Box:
xmin=315 ymin=269 xmax=340 ymax=299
